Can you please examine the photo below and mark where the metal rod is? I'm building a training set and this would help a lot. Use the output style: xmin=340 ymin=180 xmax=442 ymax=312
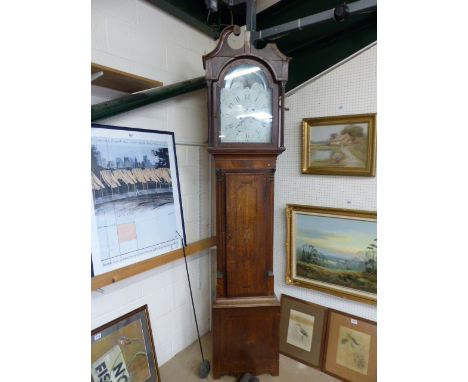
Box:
xmin=280 ymin=83 xmax=285 ymax=148
xmin=177 ymin=231 xmax=206 ymax=363
xmin=222 ymin=0 xmax=256 ymax=31
xmin=252 ymin=0 xmax=376 ymax=43
xmin=91 ymin=76 xmax=206 ymax=121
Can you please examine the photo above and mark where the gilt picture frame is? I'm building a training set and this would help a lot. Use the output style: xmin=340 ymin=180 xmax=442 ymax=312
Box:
xmin=302 ymin=114 xmax=376 ymax=176
xmin=91 ymin=305 xmax=160 ymax=382
xmin=323 ymin=310 xmax=377 ymax=382
xmin=279 ymin=294 xmax=329 ymax=369
xmin=286 ymin=204 xmax=377 ymax=304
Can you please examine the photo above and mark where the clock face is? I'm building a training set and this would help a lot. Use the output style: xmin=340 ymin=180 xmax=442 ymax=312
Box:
xmin=220 ymin=64 xmax=273 ymax=143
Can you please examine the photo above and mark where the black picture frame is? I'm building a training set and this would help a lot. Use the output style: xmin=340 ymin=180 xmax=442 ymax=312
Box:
xmin=91 ymin=124 xmax=186 ymax=277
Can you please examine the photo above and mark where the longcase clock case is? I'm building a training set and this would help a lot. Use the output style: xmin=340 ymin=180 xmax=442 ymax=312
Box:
xmin=203 ymin=25 xmax=289 ymax=379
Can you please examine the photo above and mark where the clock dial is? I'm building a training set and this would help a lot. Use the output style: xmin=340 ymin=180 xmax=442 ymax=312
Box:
xmin=220 ymin=64 xmax=273 ymax=143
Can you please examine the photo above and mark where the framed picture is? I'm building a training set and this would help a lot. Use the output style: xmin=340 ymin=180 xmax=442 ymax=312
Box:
xmin=286 ymin=204 xmax=377 ymax=304
xmin=91 ymin=305 xmax=161 ymax=382
xmin=323 ymin=310 xmax=376 ymax=382
xmin=279 ymin=294 xmax=328 ymax=368
xmin=91 ymin=124 xmax=185 ymax=277
xmin=302 ymin=114 xmax=376 ymax=176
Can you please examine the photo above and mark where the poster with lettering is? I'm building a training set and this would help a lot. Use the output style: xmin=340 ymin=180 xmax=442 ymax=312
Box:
xmin=91 ymin=124 xmax=185 ymax=277
xmin=91 ymin=305 xmax=160 ymax=382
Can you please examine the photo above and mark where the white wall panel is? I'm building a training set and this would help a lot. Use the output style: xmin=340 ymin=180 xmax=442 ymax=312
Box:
xmin=274 ymin=44 xmax=377 ymax=321
xmin=91 ymin=0 xmax=214 ymax=367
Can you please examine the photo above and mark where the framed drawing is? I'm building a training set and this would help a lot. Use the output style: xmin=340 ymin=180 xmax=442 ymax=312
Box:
xmin=323 ymin=310 xmax=376 ymax=382
xmin=91 ymin=305 xmax=161 ymax=382
xmin=91 ymin=124 xmax=185 ymax=277
xmin=279 ymin=294 xmax=328 ymax=368
xmin=286 ymin=205 xmax=377 ymax=304
xmin=302 ymin=114 xmax=376 ymax=176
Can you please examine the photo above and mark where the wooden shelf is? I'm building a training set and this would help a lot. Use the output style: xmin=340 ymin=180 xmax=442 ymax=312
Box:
xmin=91 ymin=63 xmax=163 ymax=93
xmin=91 ymin=236 xmax=216 ymax=290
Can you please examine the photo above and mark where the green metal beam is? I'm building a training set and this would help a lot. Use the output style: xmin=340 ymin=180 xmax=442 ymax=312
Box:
xmin=285 ymin=20 xmax=376 ymax=92
xmin=146 ymin=0 xmax=220 ymax=38
xmin=91 ymin=76 xmax=206 ymax=121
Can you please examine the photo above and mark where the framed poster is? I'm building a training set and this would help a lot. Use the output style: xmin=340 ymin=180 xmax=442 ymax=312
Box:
xmin=286 ymin=204 xmax=377 ymax=304
xmin=91 ymin=124 xmax=185 ymax=277
xmin=91 ymin=305 xmax=160 ymax=382
xmin=302 ymin=114 xmax=376 ymax=176
xmin=323 ymin=310 xmax=377 ymax=382
xmin=279 ymin=294 xmax=328 ymax=368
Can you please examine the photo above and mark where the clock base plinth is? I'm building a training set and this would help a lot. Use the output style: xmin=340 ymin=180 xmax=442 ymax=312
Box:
xmin=212 ymin=296 xmax=280 ymax=380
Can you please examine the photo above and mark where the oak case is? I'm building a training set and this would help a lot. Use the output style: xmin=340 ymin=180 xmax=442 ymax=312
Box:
xmin=204 ymin=25 xmax=289 ymax=379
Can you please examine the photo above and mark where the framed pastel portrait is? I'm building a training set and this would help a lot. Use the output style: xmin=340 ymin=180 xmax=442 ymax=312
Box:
xmin=279 ymin=294 xmax=328 ymax=368
xmin=91 ymin=124 xmax=185 ymax=277
xmin=302 ymin=114 xmax=376 ymax=176
xmin=286 ymin=205 xmax=377 ymax=304
xmin=323 ymin=310 xmax=377 ymax=382
xmin=91 ymin=305 xmax=160 ymax=382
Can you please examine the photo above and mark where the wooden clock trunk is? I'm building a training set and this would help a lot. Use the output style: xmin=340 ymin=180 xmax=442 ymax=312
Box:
xmin=212 ymin=297 xmax=280 ymax=379
xmin=203 ymin=25 xmax=289 ymax=379
xmin=210 ymin=152 xmax=282 ymax=379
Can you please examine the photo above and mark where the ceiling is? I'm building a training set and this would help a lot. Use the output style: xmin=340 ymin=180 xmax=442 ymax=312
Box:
xmin=146 ymin=0 xmax=377 ymax=92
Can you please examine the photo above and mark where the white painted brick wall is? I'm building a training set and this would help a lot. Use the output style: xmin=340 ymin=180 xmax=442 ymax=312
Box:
xmin=274 ymin=44 xmax=377 ymax=321
xmin=91 ymin=0 xmax=215 ymax=366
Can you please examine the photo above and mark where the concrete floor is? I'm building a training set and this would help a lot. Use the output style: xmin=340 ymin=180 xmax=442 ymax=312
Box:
xmin=159 ymin=332 xmax=341 ymax=382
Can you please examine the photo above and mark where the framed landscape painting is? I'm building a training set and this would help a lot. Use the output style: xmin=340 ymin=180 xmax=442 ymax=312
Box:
xmin=302 ymin=114 xmax=376 ymax=176
xmin=286 ymin=205 xmax=377 ymax=304
xmin=323 ymin=310 xmax=377 ymax=382
xmin=279 ymin=294 xmax=328 ymax=369
xmin=91 ymin=124 xmax=185 ymax=277
xmin=91 ymin=305 xmax=160 ymax=382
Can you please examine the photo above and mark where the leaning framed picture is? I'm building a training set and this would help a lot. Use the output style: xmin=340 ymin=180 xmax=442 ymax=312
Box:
xmin=302 ymin=114 xmax=376 ymax=176
xmin=91 ymin=305 xmax=161 ymax=382
xmin=279 ymin=294 xmax=328 ymax=369
xmin=286 ymin=204 xmax=377 ymax=304
xmin=323 ymin=310 xmax=377 ymax=382
xmin=91 ymin=124 xmax=185 ymax=277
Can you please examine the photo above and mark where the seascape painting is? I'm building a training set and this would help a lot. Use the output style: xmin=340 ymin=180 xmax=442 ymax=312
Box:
xmin=287 ymin=205 xmax=377 ymax=303
xmin=91 ymin=125 xmax=184 ymax=277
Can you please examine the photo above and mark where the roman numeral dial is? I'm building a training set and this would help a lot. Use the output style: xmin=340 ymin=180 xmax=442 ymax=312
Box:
xmin=220 ymin=64 xmax=273 ymax=143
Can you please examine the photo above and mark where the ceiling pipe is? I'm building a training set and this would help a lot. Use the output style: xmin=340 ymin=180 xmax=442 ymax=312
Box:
xmin=252 ymin=0 xmax=377 ymax=43
xmin=91 ymin=76 xmax=206 ymax=121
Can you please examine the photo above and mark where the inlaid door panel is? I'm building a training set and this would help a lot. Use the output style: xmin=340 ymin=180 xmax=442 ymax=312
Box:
xmin=225 ymin=173 xmax=269 ymax=297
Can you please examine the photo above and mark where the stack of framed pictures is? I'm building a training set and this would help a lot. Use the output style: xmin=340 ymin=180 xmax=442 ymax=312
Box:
xmin=91 ymin=305 xmax=160 ymax=382
xmin=280 ymin=294 xmax=377 ymax=382
xmin=323 ymin=310 xmax=377 ymax=382
xmin=279 ymin=295 xmax=328 ymax=368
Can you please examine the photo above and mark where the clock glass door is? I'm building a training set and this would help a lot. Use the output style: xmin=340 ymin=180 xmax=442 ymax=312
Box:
xmin=220 ymin=64 xmax=273 ymax=143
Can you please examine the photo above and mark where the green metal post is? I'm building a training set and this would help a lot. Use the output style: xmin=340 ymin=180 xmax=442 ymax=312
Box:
xmin=91 ymin=76 xmax=206 ymax=121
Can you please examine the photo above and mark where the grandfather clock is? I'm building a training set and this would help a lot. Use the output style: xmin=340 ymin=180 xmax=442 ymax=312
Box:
xmin=203 ymin=25 xmax=289 ymax=379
